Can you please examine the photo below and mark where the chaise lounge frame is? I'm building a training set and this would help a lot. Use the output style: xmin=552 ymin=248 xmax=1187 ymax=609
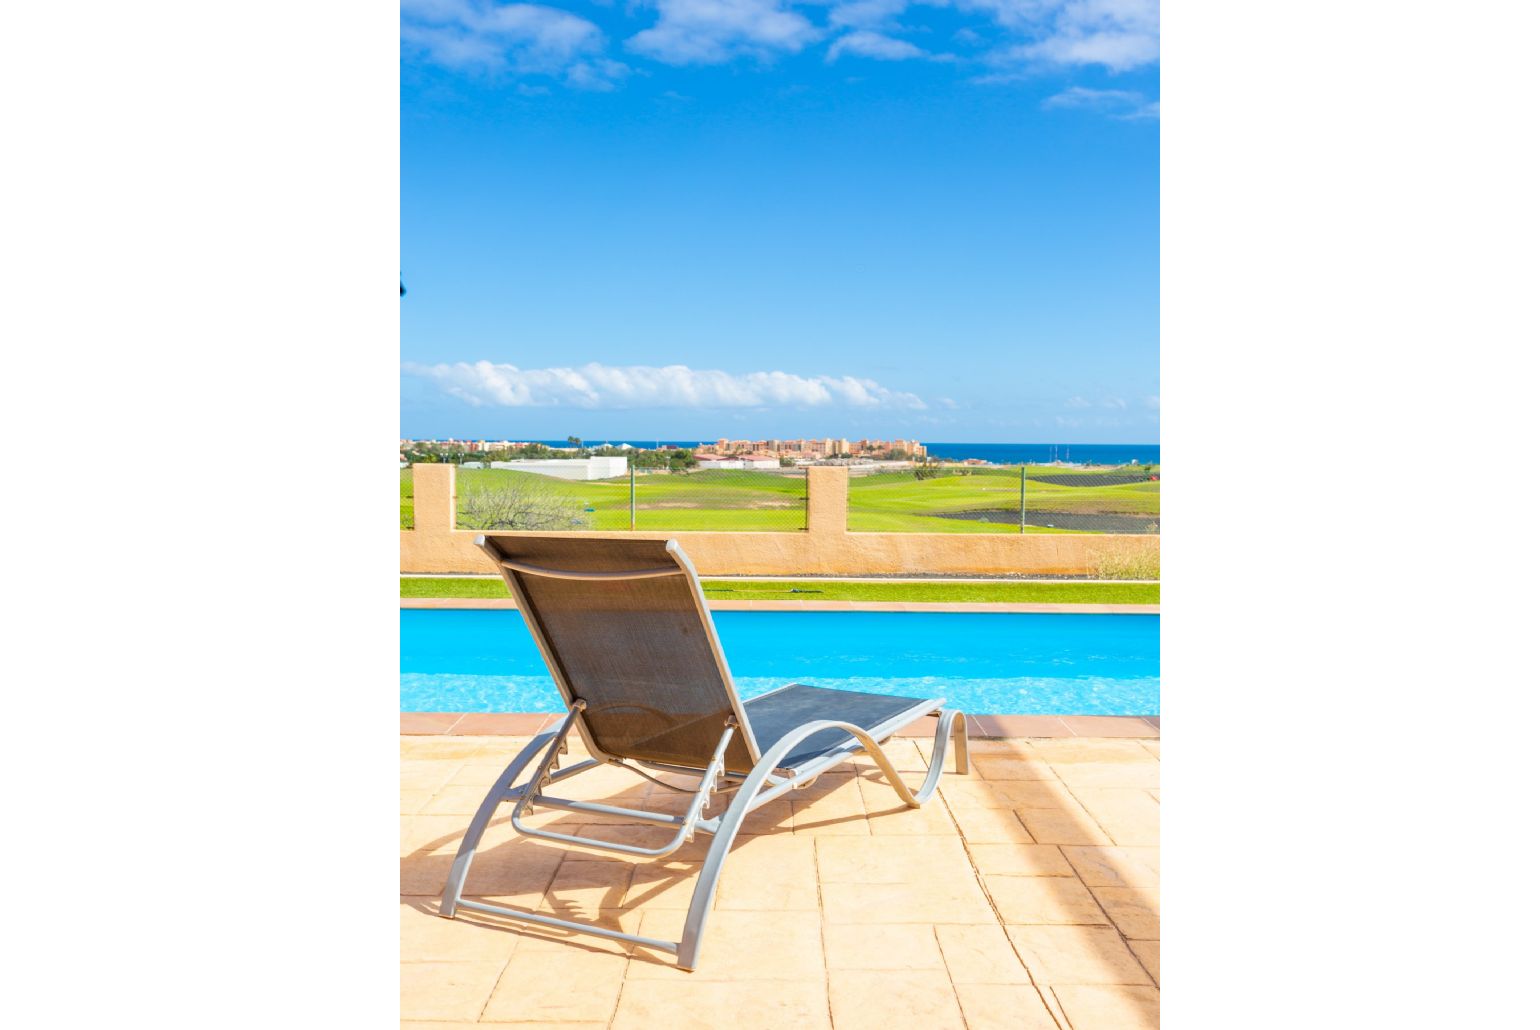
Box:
xmin=439 ymin=535 xmax=969 ymax=970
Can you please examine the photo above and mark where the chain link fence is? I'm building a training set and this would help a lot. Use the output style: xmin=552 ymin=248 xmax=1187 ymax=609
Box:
xmin=847 ymin=464 xmax=1159 ymax=534
xmin=633 ymin=467 xmax=807 ymax=531
xmin=402 ymin=462 xmax=1154 ymax=534
xmin=445 ymin=465 xmax=808 ymax=532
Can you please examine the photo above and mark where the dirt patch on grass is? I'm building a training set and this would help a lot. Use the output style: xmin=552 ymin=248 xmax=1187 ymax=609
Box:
xmin=933 ymin=509 xmax=1160 ymax=534
xmin=638 ymin=500 xmax=803 ymax=510
xmin=1026 ymin=473 xmax=1158 ymax=487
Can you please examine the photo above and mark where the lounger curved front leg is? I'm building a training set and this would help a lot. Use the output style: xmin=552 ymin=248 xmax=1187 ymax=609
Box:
xmin=674 ymin=710 xmax=964 ymax=969
xmin=439 ymin=730 xmax=558 ymax=918
xmin=854 ymin=708 xmax=968 ymax=808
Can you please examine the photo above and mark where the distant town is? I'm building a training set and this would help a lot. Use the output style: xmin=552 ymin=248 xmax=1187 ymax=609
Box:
xmin=398 ymin=437 xmax=1159 ymax=484
xmin=399 ymin=436 xmax=928 ymax=471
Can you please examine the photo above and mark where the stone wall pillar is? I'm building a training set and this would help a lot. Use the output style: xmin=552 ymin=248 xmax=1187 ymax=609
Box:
xmin=411 ymin=463 xmax=456 ymax=534
xmin=806 ymin=466 xmax=849 ymax=537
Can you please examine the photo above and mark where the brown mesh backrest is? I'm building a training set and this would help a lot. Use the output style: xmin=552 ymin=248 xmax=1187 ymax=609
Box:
xmin=479 ymin=535 xmax=759 ymax=773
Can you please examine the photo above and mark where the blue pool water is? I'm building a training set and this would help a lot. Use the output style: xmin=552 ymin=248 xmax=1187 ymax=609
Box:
xmin=401 ymin=610 xmax=1159 ymax=716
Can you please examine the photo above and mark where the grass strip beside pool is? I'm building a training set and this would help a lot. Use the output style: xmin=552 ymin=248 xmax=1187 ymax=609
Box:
xmin=401 ymin=576 xmax=1158 ymax=605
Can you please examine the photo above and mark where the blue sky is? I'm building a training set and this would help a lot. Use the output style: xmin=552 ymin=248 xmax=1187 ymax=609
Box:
xmin=402 ymin=1 xmax=1158 ymax=443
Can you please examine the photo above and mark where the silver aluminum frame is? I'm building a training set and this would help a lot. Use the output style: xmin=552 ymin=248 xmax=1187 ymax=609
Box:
xmin=440 ymin=535 xmax=971 ymax=970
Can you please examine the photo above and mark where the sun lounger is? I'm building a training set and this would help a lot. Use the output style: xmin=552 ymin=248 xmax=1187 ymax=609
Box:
xmin=439 ymin=535 xmax=969 ymax=969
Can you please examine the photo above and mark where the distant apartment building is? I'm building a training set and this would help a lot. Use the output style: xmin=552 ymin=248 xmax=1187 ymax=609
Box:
xmin=696 ymin=452 xmax=780 ymax=470
xmin=700 ymin=436 xmax=922 ymax=460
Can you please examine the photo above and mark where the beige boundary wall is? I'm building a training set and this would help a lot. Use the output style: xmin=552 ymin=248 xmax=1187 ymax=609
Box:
xmin=401 ymin=463 xmax=1159 ymax=577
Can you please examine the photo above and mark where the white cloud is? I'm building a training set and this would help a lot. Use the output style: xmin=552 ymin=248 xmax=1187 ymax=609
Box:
xmin=402 ymin=1 xmax=1159 ymax=88
xmin=565 ymin=57 xmax=632 ymax=90
xmin=1144 ymin=394 xmax=1159 ymax=409
xmin=964 ymin=0 xmax=1158 ymax=73
xmin=1101 ymin=396 xmax=1128 ymax=409
xmin=1064 ymin=395 xmax=1092 ymax=409
xmin=627 ymin=0 xmax=820 ymax=65
xmin=404 ymin=360 xmax=927 ymax=410
xmin=828 ymin=0 xmax=911 ymax=30
xmin=827 ymin=30 xmax=929 ymax=62
xmin=402 ymin=1 xmax=619 ymax=82
xmin=1041 ymin=85 xmax=1158 ymax=118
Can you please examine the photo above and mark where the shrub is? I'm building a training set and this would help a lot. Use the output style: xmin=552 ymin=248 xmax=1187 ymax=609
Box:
xmin=459 ymin=481 xmax=589 ymax=531
xmin=1092 ymin=543 xmax=1160 ymax=580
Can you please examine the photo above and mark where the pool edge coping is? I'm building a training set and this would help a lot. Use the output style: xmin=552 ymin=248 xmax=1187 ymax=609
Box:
xmin=401 ymin=597 xmax=1159 ymax=614
xmin=402 ymin=712 xmax=1159 ymax=739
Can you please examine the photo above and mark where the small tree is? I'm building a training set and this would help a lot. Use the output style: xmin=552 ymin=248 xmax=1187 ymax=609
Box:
xmin=459 ymin=478 xmax=589 ymax=530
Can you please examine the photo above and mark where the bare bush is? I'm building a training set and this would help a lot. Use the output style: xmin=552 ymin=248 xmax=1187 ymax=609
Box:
xmin=459 ymin=480 xmax=589 ymax=531
xmin=1091 ymin=543 xmax=1160 ymax=580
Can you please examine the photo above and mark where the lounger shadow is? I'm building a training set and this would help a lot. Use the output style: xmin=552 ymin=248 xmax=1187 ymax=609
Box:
xmin=439 ymin=535 xmax=969 ymax=969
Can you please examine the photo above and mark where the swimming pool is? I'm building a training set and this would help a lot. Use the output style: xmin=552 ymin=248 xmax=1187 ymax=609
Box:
xmin=401 ymin=609 xmax=1159 ymax=716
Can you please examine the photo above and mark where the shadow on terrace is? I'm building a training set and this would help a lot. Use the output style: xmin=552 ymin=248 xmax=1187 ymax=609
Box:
xmin=400 ymin=719 xmax=1160 ymax=1028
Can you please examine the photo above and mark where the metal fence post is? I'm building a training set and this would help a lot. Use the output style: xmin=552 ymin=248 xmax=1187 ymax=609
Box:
xmin=630 ymin=464 xmax=637 ymax=531
xmin=1019 ymin=465 xmax=1027 ymax=534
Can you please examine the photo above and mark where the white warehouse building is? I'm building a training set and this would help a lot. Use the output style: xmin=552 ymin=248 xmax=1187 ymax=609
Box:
xmin=487 ymin=456 xmax=629 ymax=481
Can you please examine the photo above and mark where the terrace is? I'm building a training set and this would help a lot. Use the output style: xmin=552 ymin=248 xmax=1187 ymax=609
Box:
xmin=402 ymin=727 xmax=1159 ymax=1029
xmin=401 ymin=461 xmax=1159 ymax=1027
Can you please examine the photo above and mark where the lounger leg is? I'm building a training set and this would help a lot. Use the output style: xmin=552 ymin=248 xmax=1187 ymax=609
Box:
xmin=676 ymin=755 xmax=784 ymax=970
xmin=864 ymin=707 xmax=961 ymax=807
xmin=952 ymin=709 xmax=970 ymax=775
xmin=439 ymin=730 xmax=557 ymax=918
xmin=676 ymin=712 xmax=965 ymax=968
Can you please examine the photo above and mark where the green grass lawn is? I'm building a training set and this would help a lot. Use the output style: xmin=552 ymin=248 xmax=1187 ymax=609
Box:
xmin=401 ymin=576 xmax=1159 ymax=605
xmin=451 ymin=467 xmax=807 ymax=532
xmin=848 ymin=468 xmax=1160 ymax=523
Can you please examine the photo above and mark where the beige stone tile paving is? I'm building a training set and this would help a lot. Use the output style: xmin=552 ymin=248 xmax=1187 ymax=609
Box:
xmin=828 ymin=970 xmax=966 ymax=1029
xmin=967 ymin=842 xmax=1076 ymax=877
xmin=1061 ymin=845 xmax=1161 ymax=888
xmin=934 ymin=924 xmax=1032 ymax=984
xmin=1053 ymin=984 xmax=1161 ymax=1030
xmin=1092 ymin=886 xmax=1161 ymax=940
xmin=401 ymin=733 xmax=1161 ymax=1026
xmin=1130 ymin=939 xmax=1160 ymax=985
xmin=954 ymin=984 xmax=1062 ymax=1029
xmin=1069 ymin=788 xmax=1162 ymax=846
xmin=823 ymin=923 xmax=947 ymax=971
xmin=1007 ymin=925 xmax=1153 ymax=986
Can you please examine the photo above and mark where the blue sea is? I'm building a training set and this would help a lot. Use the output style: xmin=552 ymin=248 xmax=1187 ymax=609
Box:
xmin=922 ymin=443 xmax=1160 ymax=465
xmin=534 ymin=440 xmax=1159 ymax=465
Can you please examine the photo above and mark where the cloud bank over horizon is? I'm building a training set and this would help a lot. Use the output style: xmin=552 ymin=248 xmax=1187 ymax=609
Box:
xmin=403 ymin=360 xmax=929 ymax=411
